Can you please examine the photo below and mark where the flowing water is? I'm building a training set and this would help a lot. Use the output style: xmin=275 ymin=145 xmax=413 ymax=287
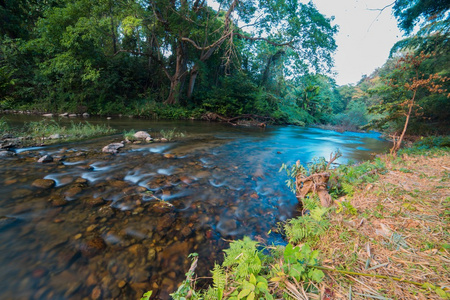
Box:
xmin=0 ymin=116 xmax=390 ymax=299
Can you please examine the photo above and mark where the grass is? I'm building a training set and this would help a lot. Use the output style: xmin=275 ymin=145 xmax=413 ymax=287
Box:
xmin=1 ymin=119 xmax=116 ymax=146
xmin=314 ymin=149 xmax=450 ymax=299
xmin=159 ymin=128 xmax=185 ymax=141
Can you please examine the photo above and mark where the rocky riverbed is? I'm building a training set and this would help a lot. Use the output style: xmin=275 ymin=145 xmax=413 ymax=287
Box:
xmin=0 ymin=121 xmax=390 ymax=299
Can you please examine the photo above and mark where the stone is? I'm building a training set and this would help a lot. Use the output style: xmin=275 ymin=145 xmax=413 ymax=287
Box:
xmin=106 ymin=117 xmax=112 ymax=120
xmin=133 ymin=131 xmax=151 ymax=140
xmin=49 ymin=134 xmax=60 ymax=139
xmin=102 ymin=142 xmax=124 ymax=154
xmin=59 ymin=113 xmax=69 ymax=117
xmin=68 ymin=114 xmax=77 ymax=117
xmin=38 ymin=155 xmax=53 ymax=163
xmin=83 ymin=197 xmax=104 ymax=207
xmin=42 ymin=113 xmax=53 ymax=117
xmin=82 ymin=113 xmax=90 ymax=117
xmin=128 ymin=244 xmax=147 ymax=257
xmin=64 ymin=186 xmax=82 ymax=199
xmin=50 ymin=195 xmax=67 ymax=207
xmin=32 ymin=179 xmax=55 ymax=189
xmin=91 ymin=286 xmax=102 ymax=300
xmin=80 ymin=236 xmax=106 ymax=258
xmin=0 ymin=150 xmax=15 ymax=157
xmin=118 ymin=280 xmax=126 ymax=288
xmin=147 ymin=248 xmax=156 ymax=261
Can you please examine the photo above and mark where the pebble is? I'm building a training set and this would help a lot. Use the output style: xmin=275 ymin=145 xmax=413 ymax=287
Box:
xmin=74 ymin=233 xmax=82 ymax=240
xmin=91 ymin=286 xmax=101 ymax=300
xmin=118 ymin=280 xmax=126 ymax=288
xmin=86 ymin=225 xmax=96 ymax=232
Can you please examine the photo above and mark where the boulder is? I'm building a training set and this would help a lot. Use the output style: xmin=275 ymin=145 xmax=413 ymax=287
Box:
xmin=133 ymin=131 xmax=151 ymax=140
xmin=59 ymin=113 xmax=69 ymax=117
xmin=102 ymin=142 xmax=124 ymax=154
xmin=49 ymin=134 xmax=60 ymax=139
xmin=38 ymin=154 xmax=54 ymax=163
xmin=43 ymin=113 xmax=53 ymax=117
xmin=82 ymin=113 xmax=90 ymax=117
xmin=68 ymin=114 xmax=77 ymax=117
xmin=32 ymin=179 xmax=56 ymax=189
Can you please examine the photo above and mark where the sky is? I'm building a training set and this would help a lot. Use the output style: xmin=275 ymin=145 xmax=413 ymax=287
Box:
xmin=308 ymin=0 xmax=403 ymax=85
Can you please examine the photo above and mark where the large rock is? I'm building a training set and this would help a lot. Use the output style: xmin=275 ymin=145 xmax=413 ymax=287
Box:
xmin=102 ymin=142 xmax=124 ymax=154
xmin=38 ymin=154 xmax=54 ymax=163
xmin=43 ymin=113 xmax=53 ymax=117
xmin=68 ymin=114 xmax=77 ymax=117
xmin=133 ymin=131 xmax=151 ymax=140
xmin=49 ymin=134 xmax=60 ymax=139
xmin=82 ymin=113 xmax=90 ymax=117
xmin=32 ymin=179 xmax=56 ymax=189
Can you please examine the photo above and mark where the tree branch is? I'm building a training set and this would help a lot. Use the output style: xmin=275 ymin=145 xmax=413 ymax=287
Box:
xmin=234 ymin=33 xmax=294 ymax=48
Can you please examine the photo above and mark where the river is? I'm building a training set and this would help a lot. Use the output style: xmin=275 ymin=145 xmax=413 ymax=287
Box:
xmin=0 ymin=116 xmax=390 ymax=299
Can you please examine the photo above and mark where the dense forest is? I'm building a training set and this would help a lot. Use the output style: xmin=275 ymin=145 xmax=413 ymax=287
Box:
xmin=0 ymin=0 xmax=449 ymax=134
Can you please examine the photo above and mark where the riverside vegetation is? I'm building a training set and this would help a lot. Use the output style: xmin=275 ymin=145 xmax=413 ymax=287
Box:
xmin=0 ymin=117 xmax=115 ymax=147
xmin=161 ymin=137 xmax=450 ymax=299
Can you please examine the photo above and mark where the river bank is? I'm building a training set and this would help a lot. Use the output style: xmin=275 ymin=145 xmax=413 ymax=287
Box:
xmin=170 ymin=142 xmax=450 ymax=299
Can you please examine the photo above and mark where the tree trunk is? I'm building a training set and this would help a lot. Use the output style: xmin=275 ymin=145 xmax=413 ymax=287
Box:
xmin=391 ymin=90 xmax=416 ymax=155
xmin=165 ymin=41 xmax=187 ymax=105
xmin=187 ymin=65 xmax=199 ymax=99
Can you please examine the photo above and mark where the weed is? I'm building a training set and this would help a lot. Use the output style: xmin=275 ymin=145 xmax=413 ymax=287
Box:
xmin=123 ymin=129 xmax=137 ymax=142
xmin=160 ymin=128 xmax=185 ymax=141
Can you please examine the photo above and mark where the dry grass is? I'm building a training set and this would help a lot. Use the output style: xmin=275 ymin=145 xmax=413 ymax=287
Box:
xmin=315 ymin=153 xmax=450 ymax=299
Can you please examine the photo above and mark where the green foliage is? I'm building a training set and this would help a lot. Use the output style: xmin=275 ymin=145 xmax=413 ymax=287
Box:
xmin=160 ymin=128 xmax=185 ymax=141
xmin=123 ymin=129 xmax=136 ymax=142
xmin=222 ymin=237 xmax=262 ymax=281
xmin=170 ymin=253 xmax=200 ymax=300
xmin=140 ymin=291 xmax=152 ymax=300
xmin=331 ymin=158 xmax=386 ymax=198
xmin=0 ymin=117 xmax=10 ymax=133
xmin=23 ymin=119 xmax=115 ymax=142
xmin=284 ymin=207 xmax=330 ymax=243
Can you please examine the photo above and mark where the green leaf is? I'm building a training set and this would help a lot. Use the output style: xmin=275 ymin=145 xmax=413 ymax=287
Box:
xmin=309 ymin=269 xmax=325 ymax=283
xmin=289 ymin=263 xmax=305 ymax=280
xmin=249 ymin=273 xmax=257 ymax=285
xmin=141 ymin=291 xmax=152 ymax=300
xmin=238 ymin=289 xmax=251 ymax=299
xmin=247 ymin=291 xmax=255 ymax=300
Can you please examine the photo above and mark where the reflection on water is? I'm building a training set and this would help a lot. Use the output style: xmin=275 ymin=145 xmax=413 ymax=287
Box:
xmin=0 ymin=117 xmax=390 ymax=299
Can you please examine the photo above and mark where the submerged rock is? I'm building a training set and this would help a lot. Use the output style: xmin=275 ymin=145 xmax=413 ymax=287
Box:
xmin=0 ymin=150 xmax=15 ymax=157
xmin=102 ymin=143 xmax=124 ymax=154
xmin=32 ymin=179 xmax=56 ymax=189
xmin=80 ymin=236 xmax=106 ymax=258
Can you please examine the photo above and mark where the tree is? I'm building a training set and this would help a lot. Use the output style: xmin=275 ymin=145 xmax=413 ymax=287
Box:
xmin=368 ymin=52 xmax=449 ymax=155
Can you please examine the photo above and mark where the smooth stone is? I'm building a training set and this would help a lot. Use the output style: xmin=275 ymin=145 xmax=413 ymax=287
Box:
xmin=118 ymin=280 xmax=126 ymax=288
xmin=128 ymin=244 xmax=147 ymax=257
xmin=49 ymin=133 xmax=60 ymax=139
xmin=43 ymin=113 xmax=53 ymax=117
xmin=91 ymin=286 xmax=102 ymax=300
xmin=68 ymin=114 xmax=77 ymax=117
xmin=32 ymin=179 xmax=56 ymax=189
xmin=102 ymin=142 xmax=124 ymax=154
xmin=133 ymin=131 xmax=151 ymax=140
xmin=82 ymin=113 xmax=90 ymax=117
xmin=83 ymin=197 xmax=104 ymax=207
xmin=38 ymin=154 xmax=54 ymax=163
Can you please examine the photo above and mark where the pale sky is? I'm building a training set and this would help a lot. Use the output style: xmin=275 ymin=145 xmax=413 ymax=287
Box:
xmin=308 ymin=0 xmax=403 ymax=85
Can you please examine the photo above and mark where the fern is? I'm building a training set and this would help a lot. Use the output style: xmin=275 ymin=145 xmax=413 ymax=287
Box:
xmin=223 ymin=236 xmax=262 ymax=280
xmin=212 ymin=264 xmax=226 ymax=290
xmin=284 ymin=208 xmax=330 ymax=243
